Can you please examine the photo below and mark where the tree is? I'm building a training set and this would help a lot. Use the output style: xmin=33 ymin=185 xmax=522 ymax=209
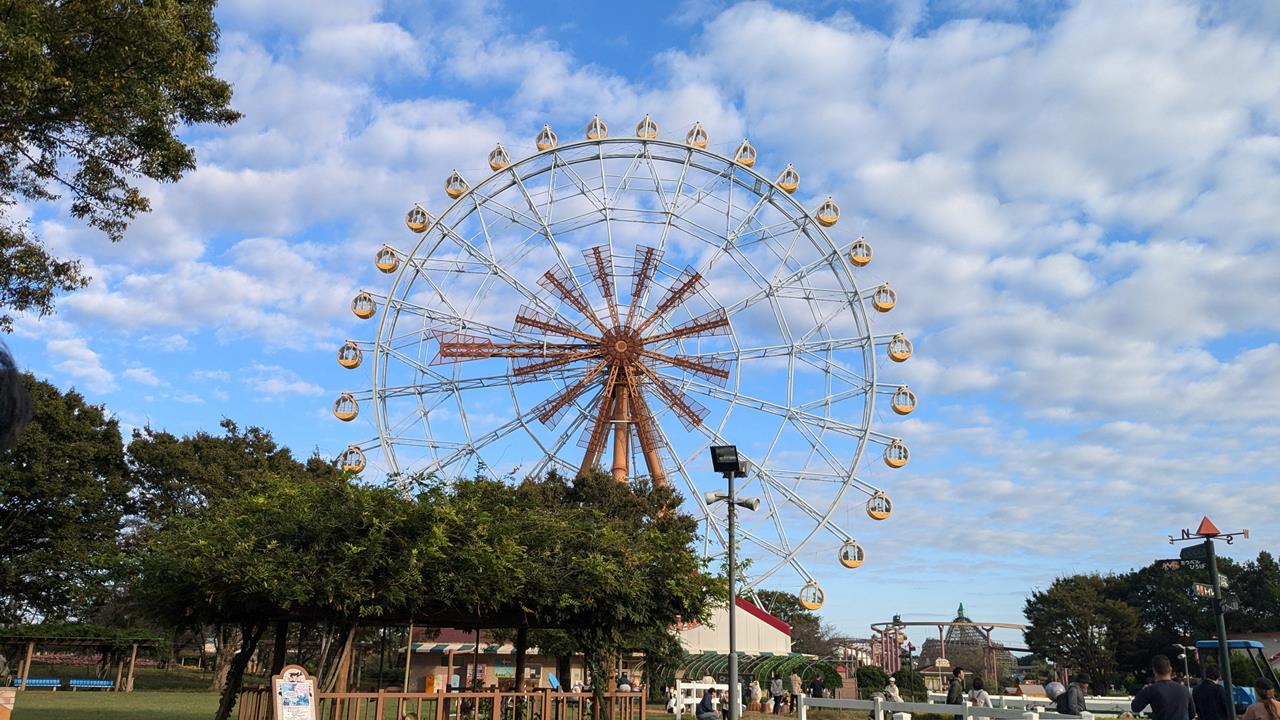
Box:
xmin=1231 ymin=551 xmax=1280 ymax=631
xmin=0 ymin=0 xmax=240 ymax=328
xmin=0 ymin=374 xmax=129 ymax=621
xmin=856 ymin=665 xmax=889 ymax=696
xmin=125 ymin=420 xmax=338 ymax=691
xmin=133 ymin=468 xmax=434 ymax=720
xmin=1024 ymin=575 xmax=1140 ymax=692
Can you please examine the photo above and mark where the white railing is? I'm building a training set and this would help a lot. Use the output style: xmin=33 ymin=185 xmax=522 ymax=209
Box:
xmin=924 ymin=693 xmax=1134 ymax=715
xmin=672 ymin=681 xmax=745 ymax=719
xmin=801 ymin=694 xmax=1122 ymax=720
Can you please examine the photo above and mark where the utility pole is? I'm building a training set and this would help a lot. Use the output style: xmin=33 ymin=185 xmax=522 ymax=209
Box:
xmin=1169 ymin=516 xmax=1248 ymax=712
xmin=709 ymin=446 xmax=759 ymax=720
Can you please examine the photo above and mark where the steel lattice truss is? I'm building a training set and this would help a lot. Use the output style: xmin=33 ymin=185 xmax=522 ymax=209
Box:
xmin=333 ymin=131 xmax=914 ymax=599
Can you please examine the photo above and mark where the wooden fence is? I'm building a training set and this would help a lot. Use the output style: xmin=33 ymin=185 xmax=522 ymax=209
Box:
xmin=236 ymin=688 xmax=647 ymax=720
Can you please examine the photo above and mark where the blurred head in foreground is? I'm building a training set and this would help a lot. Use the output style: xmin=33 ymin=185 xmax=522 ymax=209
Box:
xmin=1 ymin=340 xmax=30 ymax=450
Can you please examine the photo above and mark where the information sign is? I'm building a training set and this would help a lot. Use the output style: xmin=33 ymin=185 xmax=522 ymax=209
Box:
xmin=273 ymin=665 xmax=318 ymax=720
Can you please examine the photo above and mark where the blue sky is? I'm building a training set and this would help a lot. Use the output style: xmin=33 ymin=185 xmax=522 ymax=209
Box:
xmin=8 ymin=0 xmax=1280 ymax=647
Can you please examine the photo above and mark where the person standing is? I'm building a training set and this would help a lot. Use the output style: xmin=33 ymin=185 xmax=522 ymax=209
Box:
xmin=970 ymin=678 xmax=994 ymax=720
xmin=769 ymin=672 xmax=785 ymax=715
xmin=809 ymin=673 xmax=825 ymax=701
xmin=1243 ymin=679 xmax=1280 ymax=720
xmin=947 ymin=667 xmax=967 ymax=720
xmin=1193 ymin=666 xmax=1232 ymax=720
xmin=1131 ymin=656 xmax=1193 ymax=720
xmin=789 ymin=671 xmax=802 ymax=713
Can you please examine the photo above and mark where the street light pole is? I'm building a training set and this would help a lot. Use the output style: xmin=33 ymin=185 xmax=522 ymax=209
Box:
xmin=709 ymin=446 xmax=759 ymax=720
xmin=728 ymin=465 xmax=739 ymax=720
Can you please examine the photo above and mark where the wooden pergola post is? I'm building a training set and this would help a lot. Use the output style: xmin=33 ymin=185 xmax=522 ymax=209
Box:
xmin=113 ymin=655 xmax=124 ymax=692
xmin=19 ymin=642 xmax=34 ymax=690
xmin=125 ymin=643 xmax=138 ymax=692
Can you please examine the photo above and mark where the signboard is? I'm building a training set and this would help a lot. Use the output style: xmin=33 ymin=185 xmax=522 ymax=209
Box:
xmin=1193 ymin=582 xmax=1214 ymax=598
xmin=496 ymin=659 xmax=515 ymax=679
xmin=273 ymin=665 xmax=317 ymax=720
xmin=935 ymin=658 xmax=951 ymax=668
xmin=1180 ymin=543 xmax=1209 ymax=561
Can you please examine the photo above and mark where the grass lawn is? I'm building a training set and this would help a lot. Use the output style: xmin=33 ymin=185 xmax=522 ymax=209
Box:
xmin=12 ymin=691 xmax=220 ymax=720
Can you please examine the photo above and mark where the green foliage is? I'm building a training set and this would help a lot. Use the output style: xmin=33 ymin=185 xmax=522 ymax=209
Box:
xmin=0 ymin=622 xmax=161 ymax=646
xmin=0 ymin=0 xmax=240 ymax=327
xmin=1024 ymin=574 xmax=1139 ymax=691
xmin=893 ymin=668 xmax=928 ymax=701
xmin=0 ymin=374 xmax=130 ymax=622
xmin=856 ymin=665 xmax=889 ymax=695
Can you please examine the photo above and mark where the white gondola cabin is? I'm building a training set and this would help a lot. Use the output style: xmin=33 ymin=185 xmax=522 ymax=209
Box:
xmin=535 ymin=124 xmax=558 ymax=151
xmin=585 ymin=115 xmax=608 ymax=140
xmin=849 ymin=237 xmax=873 ymax=267
xmin=337 ymin=341 xmax=362 ymax=369
xmin=776 ymin=164 xmax=799 ymax=193
xmin=890 ymin=386 xmax=917 ymax=415
xmin=375 ymin=245 xmax=399 ymax=273
xmin=685 ymin=122 xmax=709 ymax=149
xmin=333 ymin=393 xmax=358 ymax=422
xmin=815 ymin=197 xmax=840 ymax=227
xmin=883 ymin=440 xmax=909 ymax=469
xmin=887 ymin=334 xmax=912 ymax=362
xmin=405 ymin=205 xmax=430 ymax=233
xmin=338 ymin=445 xmax=366 ymax=473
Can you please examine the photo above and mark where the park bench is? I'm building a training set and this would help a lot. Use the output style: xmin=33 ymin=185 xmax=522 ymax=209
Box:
xmin=18 ymin=677 xmax=60 ymax=689
xmin=69 ymin=678 xmax=114 ymax=691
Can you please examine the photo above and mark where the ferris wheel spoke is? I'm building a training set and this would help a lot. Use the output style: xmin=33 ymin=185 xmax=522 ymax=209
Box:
xmin=583 ymin=245 xmax=621 ymax=327
xmin=435 ymin=221 xmax=578 ymax=328
xmin=692 ymin=336 xmax=869 ymax=362
xmin=793 ymin=352 xmax=870 ymax=390
xmin=717 ymin=248 xmax=842 ymax=322
xmin=529 ymin=401 xmax=594 ymax=479
xmin=532 ymin=360 xmax=607 ymax=427
xmin=639 ymin=350 xmax=730 ymax=385
xmin=505 ymin=166 xmax=606 ymax=318
xmin=553 ymin=152 xmax=608 ymax=213
xmin=635 ymin=364 xmax=708 ymax=429
xmin=425 ymin=403 xmax=546 ymax=475
xmin=635 ymin=267 xmax=710 ymax=334
xmin=649 ymin=411 xmax=730 ymax=552
xmin=667 ymin=374 xmax=868 ymax=438
xmin=625 ymin=245 xmax=663 ymax=326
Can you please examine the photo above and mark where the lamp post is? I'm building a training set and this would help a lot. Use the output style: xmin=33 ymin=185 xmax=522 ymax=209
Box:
xmin=709 ymin=446 xmax=760 ymax=720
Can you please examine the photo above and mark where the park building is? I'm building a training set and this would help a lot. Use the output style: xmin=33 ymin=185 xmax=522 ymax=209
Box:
xmin=403 ymin=597 xmax=797 ymax=692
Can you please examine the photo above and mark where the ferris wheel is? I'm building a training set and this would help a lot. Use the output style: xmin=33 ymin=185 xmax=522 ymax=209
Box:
xmin=331 ymin=115 xmax=916 ymax=607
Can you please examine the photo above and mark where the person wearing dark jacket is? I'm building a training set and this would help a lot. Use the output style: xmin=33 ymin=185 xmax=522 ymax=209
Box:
xmin=947 ymin=667 xmax=967 ymax=720
xmin=1058 ymin=673 xmax=1090 ymax=716
xmin=696 ymin=689 xmax=718 ymax=720
xmin=1132 ymin=656 xmax=1194 ymax=720
xmin=1194 ymin=666 xmax=1232 ymax=720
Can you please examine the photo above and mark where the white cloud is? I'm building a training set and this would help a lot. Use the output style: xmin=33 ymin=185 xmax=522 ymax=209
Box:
xmin=46 ymin=338 xmax=115 ymax=394
xmin=123 ymin=367 xmax=163 ymax=387
xmin=248 ymin=364 xmax=325 ymax=397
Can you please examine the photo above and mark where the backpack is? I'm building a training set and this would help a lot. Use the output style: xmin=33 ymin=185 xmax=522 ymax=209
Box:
xmin=1055 ymin=685 xmax=1073 ymax=715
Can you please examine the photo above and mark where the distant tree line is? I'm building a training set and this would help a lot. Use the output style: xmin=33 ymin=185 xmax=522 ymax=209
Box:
xmin=1025 ymin=555 xmax=1280 ymax=693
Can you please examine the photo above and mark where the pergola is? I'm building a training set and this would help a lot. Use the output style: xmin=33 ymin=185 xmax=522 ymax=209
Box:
xmin=2 ymin=634 xmax=160 ymax=692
